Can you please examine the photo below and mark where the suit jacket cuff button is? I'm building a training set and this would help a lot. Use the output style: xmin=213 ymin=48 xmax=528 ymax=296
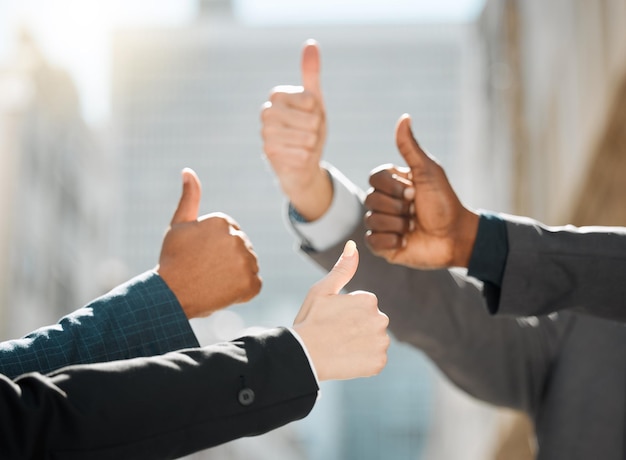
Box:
xmin=238 ymin=388 xmax=255 ymax=406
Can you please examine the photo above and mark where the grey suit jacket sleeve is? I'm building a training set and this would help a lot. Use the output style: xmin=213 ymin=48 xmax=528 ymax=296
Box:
xmin=0 ymin=271 xmax=200 ymax=379
xmin=0 ymin=327 xmax=318 ymax=460
xmin=304 ymin=212 xmax=570 ymax=416
xmin=496 ymin=214 xmax=626 ymax=322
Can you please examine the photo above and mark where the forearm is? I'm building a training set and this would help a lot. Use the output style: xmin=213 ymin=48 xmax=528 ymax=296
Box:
xmin=498 ymin=215 xmax=626 ymax=321
xmin=303 ymin=212 xmax=564 ymax=413
xmin=1 ymin=328 xmax=318 ymax=460
xmin=0 ymin=271 xmax=199 ymax=379
xmin=289 ymin=164 xmax=334 ymax=222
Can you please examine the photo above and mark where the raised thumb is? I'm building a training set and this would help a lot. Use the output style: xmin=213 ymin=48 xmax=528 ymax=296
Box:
xmin=317 ymin=240 xmax=359 ymax=295
xmin=171 ymin=167 xmax=202 ymax=225
xmin=301 ymin=39 xmax=322 ymax=99
xmin=395 ymin=113 xmax=430 ymax=171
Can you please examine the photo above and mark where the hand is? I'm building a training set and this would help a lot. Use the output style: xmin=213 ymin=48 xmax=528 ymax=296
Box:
xmin=157 ymin=168 xmax=262 ymax=319
xmin=261 ymin=39 xmax=332 ymax=221
xmin=293 ymin=240 xmax=390 ymax=381
xmin=364 ymin=114 xmax=480 ymax=269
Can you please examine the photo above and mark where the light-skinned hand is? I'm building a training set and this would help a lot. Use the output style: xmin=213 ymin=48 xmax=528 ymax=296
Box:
xmin=364 ymin=114 xmax=480 ymax=269
xmin=157 ymin=168 xmax=262 ymax=318
xmin=261 ymin=39 xmax=332 ymax=221
xmin=293 ymin=240 xmax=390 ymax=381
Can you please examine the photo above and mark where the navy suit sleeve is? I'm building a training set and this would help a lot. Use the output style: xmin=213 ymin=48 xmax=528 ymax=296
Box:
xmin=467 ymin=212 xmax=509 ymax=314
xmin=0 ymin=327 xmax=318 ymax=460
xmin=0 ymin=271 xmax=199 ymax=379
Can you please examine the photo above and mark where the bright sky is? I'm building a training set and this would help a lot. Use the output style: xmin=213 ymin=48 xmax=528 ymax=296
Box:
xmin=237 ymin=0 xmax=486 ymax=24
xmin=0 ymin=0 xmax=485 ymax=125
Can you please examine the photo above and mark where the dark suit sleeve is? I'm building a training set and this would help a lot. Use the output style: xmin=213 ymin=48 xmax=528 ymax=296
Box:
xmin=0 ymin=271 xmax=200 ymax=379
xmin=0 ymin=327 xmax=318 ymax=460
xmin=495 ymin=214 xmax=626 ymax=322
xmin=302 ymin=205 xmax=569 ymax=416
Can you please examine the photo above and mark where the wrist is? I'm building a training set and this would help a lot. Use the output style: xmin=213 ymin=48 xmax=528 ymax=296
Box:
xmin=452 ymin=209 xmax=480 ymax=268
xmin=293 ymin=324 xmax=329 ymax=381
xmin=289 ymin=167 xmax=333 ymax=222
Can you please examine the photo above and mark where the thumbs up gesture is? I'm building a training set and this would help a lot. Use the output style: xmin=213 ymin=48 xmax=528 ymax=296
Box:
xmin=261 ymin=39 xmax=332 ymax=222
xmin=364 ymin=115 xmax=480 ymax=269
xmin=157 ymin=168 xmax=262 ymax=319
xmin=293 ymin=241 xmax=390 ymax=381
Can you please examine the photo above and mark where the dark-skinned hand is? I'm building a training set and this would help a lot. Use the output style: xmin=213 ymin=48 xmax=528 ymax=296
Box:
xmin=157 ymin=168 xmax=262 ymax=319
xmin=364 ymin=114 xmax=479 ymax=269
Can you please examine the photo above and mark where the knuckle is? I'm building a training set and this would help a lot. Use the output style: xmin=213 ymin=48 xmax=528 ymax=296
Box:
xmin=364 ymin=230 xmax=377 ymax=249
xmin=226 ymin=235 xmax=249 ymax=253
xmin=367 ymin=293 xmax=380 ymax=309
xmin=260 ymin=113 xmax=272 ymax=130
xmin=260 ymin=102 xmax=273 ymax=121
xmin=268 ymin=87 xmax=285 ymax=101
xmin=379 ymin=312 xmax=390 ymax=328
xmin=211 ymin=211 xmax=230 ymax=221
xmin=233 ymin=236 xmax=251 ymax=256
xmin=378 ymin=353 xmax=388 ymax=371
xmin=364 ymin=192 xmax=385 ymax=213
xmin=236 ymin=258 xmax=253 ymax=278
xmin=363 ymin=192 xmax=375 ymax=210
xmin=308 ymin=280 xmax=324 ymax=297
xmin=270 ymin=85 xmax=303 ymax=103
xmin=368 ymin=171 xmax=384 ymax=187
xmin=260 ymin=124 xmax=269 ymax=140
xmin=203 ymin=214 xmax=228 ymax=230
xmin=247 ymin=274 xmax=262 ymax=293
xmin=363 ymin=211 xmax=374 ymax=229
xmin=355 ymin=291 xmax=378 ymax=309
xmin=365 ymin=232 xmax=396 ymax=253
xmin=368 ymin=164 xmax=393 ymax=185
xmin=366 ymin=212 xmax=386 ymax=231
xmin=263 ymin=142 xmax=280 ymax=158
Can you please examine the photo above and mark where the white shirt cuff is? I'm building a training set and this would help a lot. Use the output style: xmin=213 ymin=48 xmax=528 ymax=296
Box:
xmin=288 ymin=327 xmax=320 ymax=386
xmin=287 ymin=164 xmax=364 ymax=252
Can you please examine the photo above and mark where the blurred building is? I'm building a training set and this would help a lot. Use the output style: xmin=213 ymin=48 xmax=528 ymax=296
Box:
xmin=472 ymin=0 xmax=626 ymax=222
xmin=111 ymin=0 xmax=496 ymax=459
xmin=464 ymin=0 xmax=626 ymax=458
xmin=0 ymin=32 xmax=114 ymax=340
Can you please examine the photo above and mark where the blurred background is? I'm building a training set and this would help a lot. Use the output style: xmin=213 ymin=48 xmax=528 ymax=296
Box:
xmin=1 ymin=0 xmax=625 ymax=459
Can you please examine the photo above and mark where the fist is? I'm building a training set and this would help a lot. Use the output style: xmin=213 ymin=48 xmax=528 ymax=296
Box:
xmin=260 ymin=39 xmax=331 ymax=221
xmin=294 ymin=241 xmax=390 ymax=381
xmin=157 ymin=169 xmax=262 ymax=319
xmin=365 ymin=115 xmax=479 ymax=269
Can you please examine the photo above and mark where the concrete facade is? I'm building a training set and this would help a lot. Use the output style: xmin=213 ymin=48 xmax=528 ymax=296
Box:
xmin=475 ymin=0 xmax=626 ymax=222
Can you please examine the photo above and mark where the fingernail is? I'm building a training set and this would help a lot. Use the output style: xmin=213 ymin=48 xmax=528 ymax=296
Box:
xmin=404 ymin=187 xmax=415 ymax=200
xmin=343 ymin=240 xmax=356 ymax=258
